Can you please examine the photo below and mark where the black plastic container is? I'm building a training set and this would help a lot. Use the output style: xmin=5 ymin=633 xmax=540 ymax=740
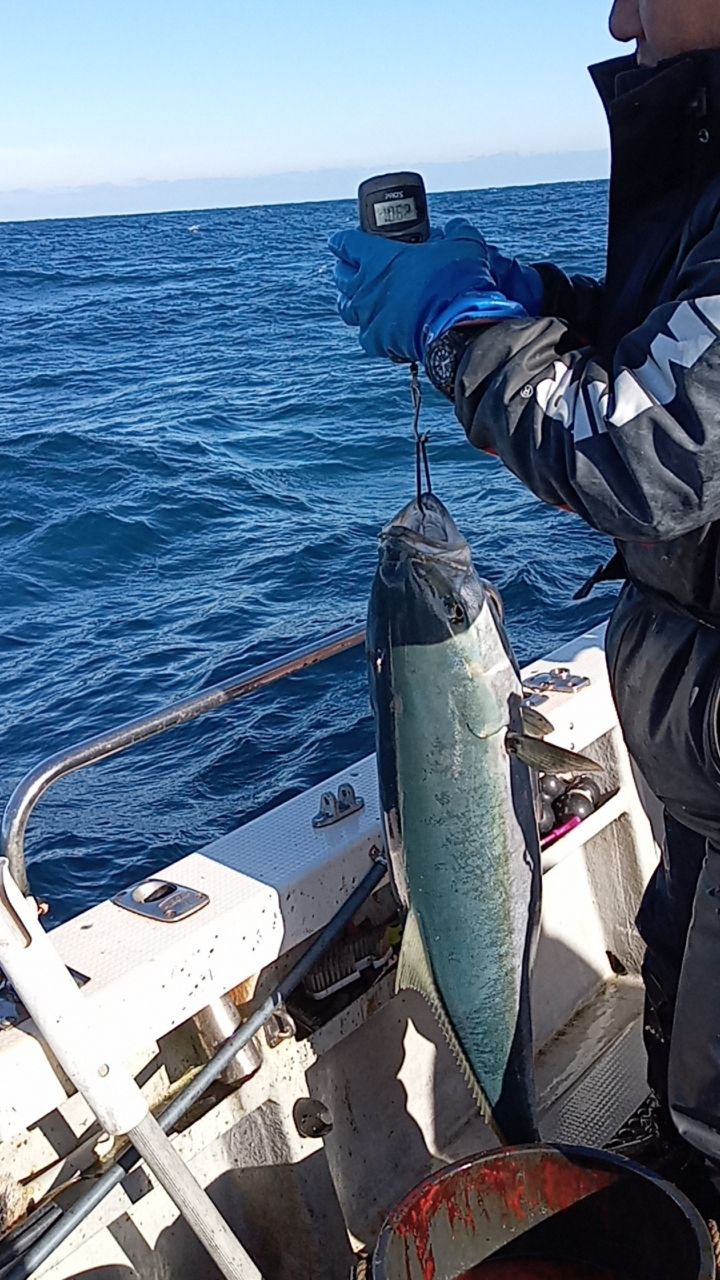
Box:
xmin=371 ymin=1144 xmax=715 ymax=1280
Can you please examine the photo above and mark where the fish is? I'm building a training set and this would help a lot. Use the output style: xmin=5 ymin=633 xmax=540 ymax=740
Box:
xmin=519 ymin=703 xmax=555 ymax=740
xmin=367 ymin=493 xmax=597 ymax=1143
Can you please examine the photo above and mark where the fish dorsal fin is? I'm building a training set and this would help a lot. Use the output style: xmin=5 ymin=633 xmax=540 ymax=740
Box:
xmin=396 ymin=907 xmax=504 ymax=1141
xmin=506 ymin=734 xmax=602 ymax=776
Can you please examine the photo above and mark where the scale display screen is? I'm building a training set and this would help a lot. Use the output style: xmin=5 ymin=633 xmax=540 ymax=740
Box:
xmin=358 ymin=172 xmax=429 ymax=242
xmin=373 ymin=196 xmax=418 ymax=228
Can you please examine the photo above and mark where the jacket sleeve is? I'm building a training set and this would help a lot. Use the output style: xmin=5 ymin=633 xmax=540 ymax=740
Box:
xmin=533 ymin=262 xmax=605 ymax=346
xmin=455 ymin=224 xmax=720 ymax=543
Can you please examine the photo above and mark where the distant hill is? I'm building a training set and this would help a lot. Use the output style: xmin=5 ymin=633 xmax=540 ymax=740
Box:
xmin=0 ymin=149 xmax=609 ymax=223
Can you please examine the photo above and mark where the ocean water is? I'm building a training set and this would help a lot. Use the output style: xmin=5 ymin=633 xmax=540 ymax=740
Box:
xmin=0 ymin=180 xmax=616 ymax=923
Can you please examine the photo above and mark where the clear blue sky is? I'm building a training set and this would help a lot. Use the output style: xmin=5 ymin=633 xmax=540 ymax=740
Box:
xmin=1 ymin=1 xmax=622 ymax=217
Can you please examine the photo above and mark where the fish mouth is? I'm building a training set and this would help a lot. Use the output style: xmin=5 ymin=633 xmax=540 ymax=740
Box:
xmin=379 ymin=494 xmax=470 ymax=565
xmin=375 ymin=493 xmax=504 ymax=641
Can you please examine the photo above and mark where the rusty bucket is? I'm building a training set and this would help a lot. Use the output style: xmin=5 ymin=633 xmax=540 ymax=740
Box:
xmin=371 ymin=1144 xmax=715 ymax=1280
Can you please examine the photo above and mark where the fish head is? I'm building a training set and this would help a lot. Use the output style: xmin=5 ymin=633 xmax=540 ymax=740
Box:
xmin=375 ymin=494 xmax=502 ymax=643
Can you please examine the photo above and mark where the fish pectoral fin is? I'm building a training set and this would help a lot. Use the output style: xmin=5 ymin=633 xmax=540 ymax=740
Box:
xmin=396 ymin=908 xmax=504 ymax=1140
xmin=506 ymin=733 xmax=602 ymax=776
xmin=519 ymin=703 xmax=554 ymax=739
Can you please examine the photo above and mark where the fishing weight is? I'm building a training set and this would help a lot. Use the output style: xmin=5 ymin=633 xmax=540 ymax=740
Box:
xmin=538 ymin=772 xmax=602 ymax=840
xmin=555 ymin=775 xmax=603 ymax=822
xmin=539 ymin=773 xmax=564 ymax=802
xmin=556 ymin=790 xmax=595 ymax=822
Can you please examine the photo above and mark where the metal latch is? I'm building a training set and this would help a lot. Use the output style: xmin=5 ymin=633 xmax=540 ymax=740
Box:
xmin=523 ymin=667 xmax=591 ymax=695
xmin=312 ymin=782 xmax=364 ymax=829
xmin=113 ymin=878 xmax=209 ymax=923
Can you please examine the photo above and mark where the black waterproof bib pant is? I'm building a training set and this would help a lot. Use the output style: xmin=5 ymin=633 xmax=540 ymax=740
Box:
xmin=607 ymin=586 xmax=720 ymax=1162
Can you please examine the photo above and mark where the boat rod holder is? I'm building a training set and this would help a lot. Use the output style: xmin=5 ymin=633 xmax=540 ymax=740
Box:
xmin=1 ymin=624 xmax=365 ymax=898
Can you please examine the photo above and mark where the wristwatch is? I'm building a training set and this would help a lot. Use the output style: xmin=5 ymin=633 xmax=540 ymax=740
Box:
xmin=424 ymin=327 xmax=473 ymax=399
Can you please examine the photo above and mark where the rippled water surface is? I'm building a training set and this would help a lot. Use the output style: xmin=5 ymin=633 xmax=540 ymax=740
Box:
xmin=0 ymin=181 xmax=616 ymax=921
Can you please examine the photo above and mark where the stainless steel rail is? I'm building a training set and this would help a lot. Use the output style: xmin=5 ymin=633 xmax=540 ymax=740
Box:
xmin=1 ymin=625 xmax=366 ymax=897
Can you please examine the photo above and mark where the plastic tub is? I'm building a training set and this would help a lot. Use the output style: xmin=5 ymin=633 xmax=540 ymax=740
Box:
xmin=371 ymin=1144 xmax=715 ymax=1280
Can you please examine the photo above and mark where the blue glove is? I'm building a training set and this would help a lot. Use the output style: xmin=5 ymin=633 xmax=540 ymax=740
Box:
xmin=329 ymin=217 xmax=528 ymax=364
xmin=486 ymin=243 xmax=544 ymax=316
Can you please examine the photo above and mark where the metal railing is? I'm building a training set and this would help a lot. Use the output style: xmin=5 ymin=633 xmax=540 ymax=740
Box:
xmin=1 ymin=625 xmax=366 ymax=897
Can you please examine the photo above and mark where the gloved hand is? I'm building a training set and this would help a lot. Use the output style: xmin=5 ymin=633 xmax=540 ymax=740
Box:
xmin=329 ymin=217 xmax=529 ymax=364
xmin=414 ymin=218 xmax=545 ymax=315
xmin=486 ymin=242 xmax=545 ymax=316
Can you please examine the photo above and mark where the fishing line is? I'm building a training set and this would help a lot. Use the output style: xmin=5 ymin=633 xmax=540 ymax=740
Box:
xmin=410 ymin=362 xmax=432 ymax=503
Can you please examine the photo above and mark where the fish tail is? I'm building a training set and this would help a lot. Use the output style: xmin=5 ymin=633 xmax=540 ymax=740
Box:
xmin=396 ymin=908 xmax=507 ymax=1143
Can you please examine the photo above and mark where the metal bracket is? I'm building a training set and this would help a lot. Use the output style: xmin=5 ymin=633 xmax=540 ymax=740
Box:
xmin=312 ymin=782 xmax=364 ymax=829
xmin=264 ymin=1008 xmax=296 ymax=1049
xmin=523 ymin=667 xmax=591 ymax=695
xmin=521 ymin=690 xmax=549 ymax=709
xmin=113 ymin=878 xmax=209 ymax=923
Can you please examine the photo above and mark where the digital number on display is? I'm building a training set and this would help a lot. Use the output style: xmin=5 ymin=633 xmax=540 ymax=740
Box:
xmin=373 ymin=197 xmax=417 ymax=227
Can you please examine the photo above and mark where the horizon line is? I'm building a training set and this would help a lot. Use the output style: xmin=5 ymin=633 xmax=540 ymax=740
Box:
xmin=0 ymin=148 xmax=610 ymax=226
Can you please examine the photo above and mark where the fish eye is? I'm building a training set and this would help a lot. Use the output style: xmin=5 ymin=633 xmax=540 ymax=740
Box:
xmin=445 ymin=599 xmax=466 ymax=628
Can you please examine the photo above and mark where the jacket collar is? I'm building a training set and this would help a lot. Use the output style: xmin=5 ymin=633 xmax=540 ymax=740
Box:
xmin=589 ymin=54 xmax=639 ymax=110
xmin=589 ymin=50 xmax=720 ymax=123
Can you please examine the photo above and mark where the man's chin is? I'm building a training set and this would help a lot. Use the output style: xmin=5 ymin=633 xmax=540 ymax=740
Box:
xmin=636 ymin=39 xmax=659 ymax=68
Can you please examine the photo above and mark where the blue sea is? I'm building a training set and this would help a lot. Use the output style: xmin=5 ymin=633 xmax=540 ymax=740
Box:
xmin=0 ymin=180 xmax=615 ymax=923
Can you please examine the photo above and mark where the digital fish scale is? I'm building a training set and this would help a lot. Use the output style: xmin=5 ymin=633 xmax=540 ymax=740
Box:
xmin=358 ymin=172 xmax=430 ymax=244
xmin=358 ymin=171 xmax=431 ymax=494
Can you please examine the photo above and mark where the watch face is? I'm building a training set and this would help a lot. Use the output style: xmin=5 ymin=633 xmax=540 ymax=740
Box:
xmin=436 ymin=343 xmax=455 ymax=380
xmin=427 ymin=333 xmax=461 ymax=396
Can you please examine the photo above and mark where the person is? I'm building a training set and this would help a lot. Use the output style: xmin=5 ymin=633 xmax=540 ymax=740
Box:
xmin=330 ymin=0 xmax=720 ymax=1213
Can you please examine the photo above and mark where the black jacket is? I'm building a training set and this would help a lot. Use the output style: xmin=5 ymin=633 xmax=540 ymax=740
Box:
xmin=452 ymin=52 xmax=720 ymax=627
xmin=450 ymin=51 xmax=720 ymax=1161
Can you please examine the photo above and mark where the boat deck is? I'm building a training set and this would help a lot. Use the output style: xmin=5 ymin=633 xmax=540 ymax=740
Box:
xmin=539 ymin=976 xmax=646 ymax=1149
